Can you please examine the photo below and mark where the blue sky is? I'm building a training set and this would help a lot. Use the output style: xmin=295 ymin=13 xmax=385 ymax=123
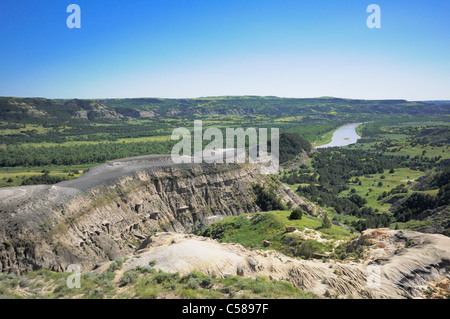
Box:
xmin=0 ymin=0 xmax=449 ymax=100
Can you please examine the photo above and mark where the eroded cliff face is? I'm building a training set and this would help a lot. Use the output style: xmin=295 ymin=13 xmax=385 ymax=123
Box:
xmin=0 ymin=162 xmax=310 ymax=274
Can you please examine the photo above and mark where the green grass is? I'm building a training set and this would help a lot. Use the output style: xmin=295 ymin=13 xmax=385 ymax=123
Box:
xmin=385 ymin=143 xmax=450 ymax=159
xmin=0 ymin=164 xmax=95 ymax=187
xmin=312 ymin=127 xmax=336 ymax=147
xmin=0 ymin=135 xmax=174 ymax=149
xmin=338 ymin=168 xmax=431 ymax=213
xmin=0 ymin=169 xmax=85 ymax=187
xmin=0 ymin=268 xmax=318 ymax=299
xmin=0 ymin=124 xmax=53 ymax=135
xmin=200 ymin=211 xmax=356 ymax=258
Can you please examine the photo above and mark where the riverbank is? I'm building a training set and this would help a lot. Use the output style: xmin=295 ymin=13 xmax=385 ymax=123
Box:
xmin=315 ymin=123 xmax=363 ymax=149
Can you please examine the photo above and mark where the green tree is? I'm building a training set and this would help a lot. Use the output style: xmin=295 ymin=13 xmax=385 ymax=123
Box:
xmin=321 ymin=213 xmax=332 ymax=229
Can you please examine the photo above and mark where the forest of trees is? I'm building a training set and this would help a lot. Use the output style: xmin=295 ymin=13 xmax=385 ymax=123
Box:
xmin=290 ymin=148 xmax=450 ymax=231
xmin=252 ymin=183 xmax=287 ymax=212
xmin=21 ymin=173 xmax=69 ymax=186
xmin=0 ymin=141 xmax=176 ymax=167
xmin=277 ymin=132 xmax=312 ymax=164
xmin=393 ymin=167 xmax=450 ymax=222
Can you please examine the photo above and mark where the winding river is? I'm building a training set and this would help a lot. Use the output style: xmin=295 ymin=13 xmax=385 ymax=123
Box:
xmin=315 ymin=123 xmax=362 ymax=149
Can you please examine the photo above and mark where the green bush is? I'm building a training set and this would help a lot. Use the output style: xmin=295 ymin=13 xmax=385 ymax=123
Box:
xmin=82 ymin=272 xmax=95 ymax=280
xmin=137 ymin=266 xmax=155 ymax=274
xmin=108 ymin=258 xmax=124 ymax=272
xmin=180 ymin=270 xmax=203 ymax=283
xmin=200 ymin=276 xmax=215 ymax=289
xmin=296 ymin=239 xmax=323 ymax=259
xmin=187 ymin=278 xmax=201 ymax=290
xmin=289 ymin=208 xmax=303 ymax=220
xmin=119 ymin=271 xmax=138 ymax=286
xmin=95 ymin=271 xmax=115 ymax=284
xmin=152 ymin=271 xmax=179 ymax=284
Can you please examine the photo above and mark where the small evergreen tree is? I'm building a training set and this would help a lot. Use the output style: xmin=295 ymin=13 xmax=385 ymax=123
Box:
xmin=322 ymin=213 xmax=332 ymax=229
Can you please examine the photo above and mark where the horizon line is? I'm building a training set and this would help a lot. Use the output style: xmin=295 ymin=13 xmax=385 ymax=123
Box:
xmin=1 ymin=95 xmax=449 ymax=103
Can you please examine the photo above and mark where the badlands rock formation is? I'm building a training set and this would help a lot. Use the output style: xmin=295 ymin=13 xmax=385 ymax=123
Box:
xmin=1 ymin=155 xmax=449 ymax=299
xmin=99 ymin=229 xmax=450 ymax=299
xmin=0 ymin=156 xmax=310 ymax=274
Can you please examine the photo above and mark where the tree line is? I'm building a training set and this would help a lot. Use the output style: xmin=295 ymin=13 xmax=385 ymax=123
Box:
xmin=0 ymin=141 xmax=176 ymax=167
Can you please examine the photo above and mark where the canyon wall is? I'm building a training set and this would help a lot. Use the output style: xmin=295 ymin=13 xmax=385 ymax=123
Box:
xmin=0 ymin=162 xmax=310 ymax=274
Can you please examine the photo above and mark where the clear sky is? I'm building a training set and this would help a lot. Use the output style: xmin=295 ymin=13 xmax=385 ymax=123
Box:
xmin=1 ymin=0 xmax=449 ymax=100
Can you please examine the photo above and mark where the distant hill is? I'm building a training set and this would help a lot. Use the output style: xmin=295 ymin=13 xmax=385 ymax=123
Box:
xmin=423 ymin=100 xmax=450 ymax=105
xmin=1 ymin=96 xmax=449 ymax=123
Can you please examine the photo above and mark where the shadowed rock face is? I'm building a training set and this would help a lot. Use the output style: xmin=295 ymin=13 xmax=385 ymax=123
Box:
xmin=0 ymin=156 xmax=309 ymax=274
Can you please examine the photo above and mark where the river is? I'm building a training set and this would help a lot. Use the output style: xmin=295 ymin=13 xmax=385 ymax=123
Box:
xmin=315 ymin=123 xmax=362 ymax=149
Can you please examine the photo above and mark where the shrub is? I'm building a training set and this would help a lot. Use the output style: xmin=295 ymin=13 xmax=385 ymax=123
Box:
xmin=137 ymin=266 xmax=155 ymax=274
xmin=53 ymin=281 xmax=71 ymax=297
xmin=137 ymin=286 xmax=159 ymax=299
xmin=95 ymin=271 xmax=115 ymax=284
xmin=180 ymin=271 xmax=202 ymax=283
xmin=108 ymin=258 xmax=123 ymax=272
xmin=200 ymin=276 xmax=215 ymax=289
xmin=289 ymin=208 xmax=303 ymax=220
xmin=296 ymin=239 xmax=322 ymax=259
xmin=82 ymin=272 xmax=95 ymax=280
xmin=119 ymin=271 xmax=138 ymax=286
xmin=187 ymin=278 xmax=201 ymax=290
xmin=152 ymin=271 xmax=179 ymax=284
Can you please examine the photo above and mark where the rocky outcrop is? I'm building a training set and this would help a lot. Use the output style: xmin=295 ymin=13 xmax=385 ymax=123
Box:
xmin=0 ymin=158 xmax=307 ymax=274
xmin=356 ymin=228 xmax=450 ymax=298
xmin=99 ymin=230 xmax=450 ymax=299
xmin=66 ymin=99 xmax=124 ymax=119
